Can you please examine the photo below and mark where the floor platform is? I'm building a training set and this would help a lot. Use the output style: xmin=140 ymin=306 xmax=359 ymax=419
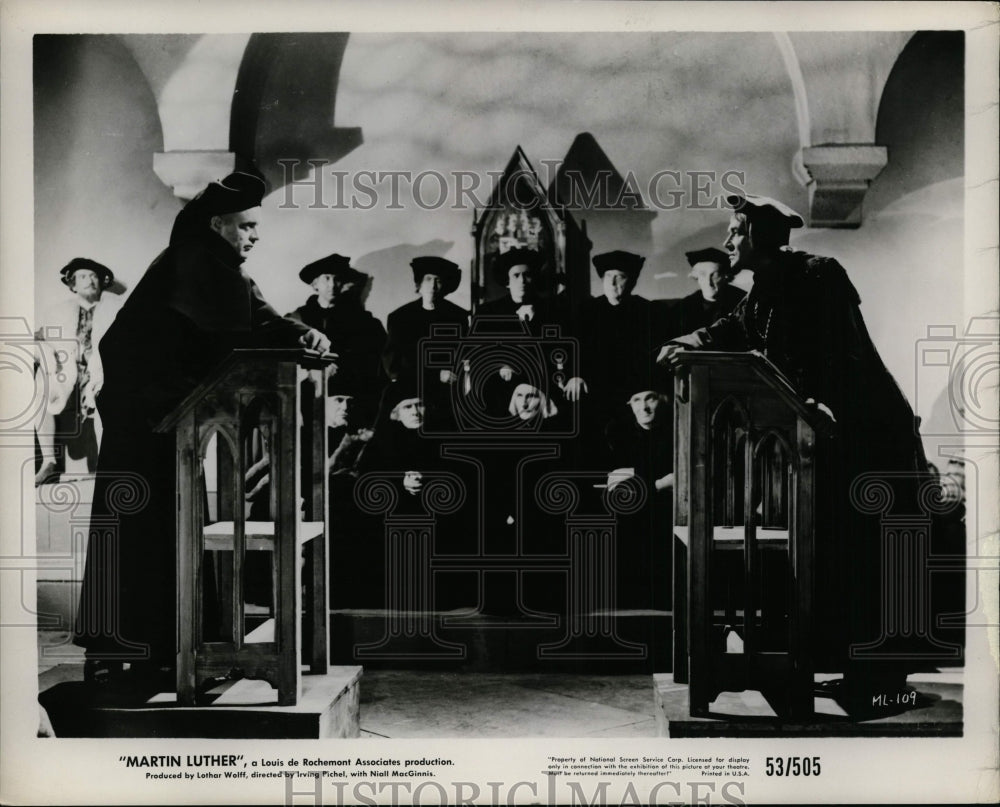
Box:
xmin=653 ymin=672 xmax=963 ymax=737
xmin=39 ymin=666 xmax=362 ymax=739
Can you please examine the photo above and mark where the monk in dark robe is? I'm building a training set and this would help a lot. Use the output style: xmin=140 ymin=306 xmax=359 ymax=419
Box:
xmin=658 ymin=192 xmax=930 ymax=702
xmin=73 ymin=172 xmax=331 ymax=684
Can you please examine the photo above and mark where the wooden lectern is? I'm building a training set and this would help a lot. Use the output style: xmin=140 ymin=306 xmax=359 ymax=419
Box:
xmin=156 ymin=349 xmax=334 ymax=706
xmin=671 ymin=351 xmax=830 ymax=719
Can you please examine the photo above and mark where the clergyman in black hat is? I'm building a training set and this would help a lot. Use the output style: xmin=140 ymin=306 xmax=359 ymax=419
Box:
xmin=573 ymin=249 xmax=658 ymax=430
xmin=476 ymin=247 xmax=564 ymax=335
xmin=602 ymin=360 xmax=674 ymax=609
xmin=381 ymin=255 xmax=468 ymax=388
xmin=289 ymin=253 xmax=387 ymax=423
xmin=72 ymin=172 xmax=331 ymax=685
xmin=663 ymin=246 xmax=746 ymax=340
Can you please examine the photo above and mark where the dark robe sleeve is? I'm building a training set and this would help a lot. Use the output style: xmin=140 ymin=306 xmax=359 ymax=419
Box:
xmin=663 ymin=295 xmax=751 ymax=351
xmin=381 ymin=309 xmax=406 ymax=381
xmin=247 ymin=279 xmax=312 ymax=346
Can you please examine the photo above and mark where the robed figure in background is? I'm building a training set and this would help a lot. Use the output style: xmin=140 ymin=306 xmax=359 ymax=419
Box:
xmin=288 ymin=253 xmax=387 ymax=425
xmin=661 ymin=246 xmax=746 ymax=341
xmin=73 ymin=172 xmax=330 ymax=685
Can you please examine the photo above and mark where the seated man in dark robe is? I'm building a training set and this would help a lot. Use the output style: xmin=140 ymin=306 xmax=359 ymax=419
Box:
xmin=657 ymin=192 xmax=931 ymax=703
xmin=73 ymin=172 xmax=331 ymax=686
xmin=603 ymin=372 xmax=674 ymax=610
xmin=475 ymin=248 xmax=581 ymax=420
xmin=355 ymin=382 xmax=473 ymax=608
xmin=289 ymin=253 xmax=387 ymax=426
xmin=661 ymin=246 xmax=746 ymax=340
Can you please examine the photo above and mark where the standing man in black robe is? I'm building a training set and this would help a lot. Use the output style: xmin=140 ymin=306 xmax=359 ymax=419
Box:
xmin=73 ymin=172 xmax=331 ymax=685
xmin=657 ymin=192 xmax=929 ymax=703
xmin=574 ymin=250 xmax=658 ymax=450
xmin=289 ymin=253 xmax=387 ymax=424
xmin=381 ymin=257 xmax=468 ymax=427
xmin=662 ymin=247 xmax=746 ymax=340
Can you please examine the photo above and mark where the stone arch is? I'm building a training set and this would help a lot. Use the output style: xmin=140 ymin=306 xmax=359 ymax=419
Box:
xmin=775 ymin=32 xmax=915 ymax=227
xmin=867 ymin=31 xmax=965 ymax=213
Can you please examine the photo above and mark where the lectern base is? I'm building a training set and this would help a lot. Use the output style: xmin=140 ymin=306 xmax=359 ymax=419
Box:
xmin=653 ymin=672 xmax=962 ymax=737
xmin=39 ymin=666 xmax=362 ymax=738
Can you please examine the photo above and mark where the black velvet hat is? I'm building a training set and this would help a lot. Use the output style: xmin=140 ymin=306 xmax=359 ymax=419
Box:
xmin=491 ymin=247 xmax=543 ymax=285
xmin=410 ymin=256 xmax=461 ymax=296
xmin=684 ymin=247 xmax=730 ymax=268
xmin=377 ymin=380 xmax=423 ymax=422
xmin=725 ymin=192 xmax=804 ymax=228
xmin=616 ymin=357 xmax=672 ymax=405
xmin=59 ymin=257 xmax=114 ymax=289
xmin=592 ymin=250 xmax=645 ymax=282
xmin=326 ymin=373 xmax=358 ymax=398
xmin=195 ymin=171 xmax=267 ymax=217
xmin=299 ymin=253 xmax=367 ymax=286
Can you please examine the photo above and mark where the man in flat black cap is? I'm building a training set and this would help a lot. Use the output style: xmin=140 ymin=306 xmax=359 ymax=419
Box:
xmin=476 ymin=247 xmax=563 ymax=333
xmin=663 ymin=246 xmax=746 ymax=340
xmin=289 ymin=253 xmax=387 ymax=423
xmin=657 ymin=192 xmax=931 ymax=705
xmin=73 ymin=172 xmax=331 ymax=685
xmin=573 ymin=249 xmax=659 ymax=439
xmin=381 ymin=255 xmax=468 ymax=391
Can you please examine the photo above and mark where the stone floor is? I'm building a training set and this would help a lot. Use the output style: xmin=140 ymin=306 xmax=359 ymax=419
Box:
xmin=38 ymin=632 xmax=962 ymax=739
xmin=37 ymin=631 xmax=658 ymax=738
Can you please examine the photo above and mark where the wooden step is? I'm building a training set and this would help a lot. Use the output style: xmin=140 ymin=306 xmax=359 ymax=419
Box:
xmin=653 ymin=672 xmax=963 ymax=737
xmin=38 ymin=666 xmax=362 ymax=739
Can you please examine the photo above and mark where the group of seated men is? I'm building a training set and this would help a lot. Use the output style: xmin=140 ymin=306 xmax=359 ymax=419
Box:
xmin=285 ymin=244 xmax=746 ymax=610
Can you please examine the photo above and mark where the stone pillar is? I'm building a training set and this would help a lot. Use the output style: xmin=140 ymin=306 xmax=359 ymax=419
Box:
xmin=775 ymin=32 xmax=911 ymax=227
xmin=800 ymin=145 xmax=888 ymax=228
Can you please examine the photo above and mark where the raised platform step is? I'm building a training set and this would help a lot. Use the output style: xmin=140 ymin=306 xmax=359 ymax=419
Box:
xmin=653 ymin=672 xmax=963 ymax=737
xmin=39 ymin=666 xmax=362 ymax=739
xmin=331 ymin=608 xmax=672 ymax=673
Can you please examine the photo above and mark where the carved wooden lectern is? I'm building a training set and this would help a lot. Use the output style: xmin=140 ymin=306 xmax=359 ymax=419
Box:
xmin=671 ymin=351 xmax=830 ymax=719
xmin=156 ymin=349 xmax=334 ymax=706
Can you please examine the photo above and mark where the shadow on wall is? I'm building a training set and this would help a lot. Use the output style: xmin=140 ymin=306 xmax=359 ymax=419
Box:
xmin=352 ymin=239 xmax=456 ymax=308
